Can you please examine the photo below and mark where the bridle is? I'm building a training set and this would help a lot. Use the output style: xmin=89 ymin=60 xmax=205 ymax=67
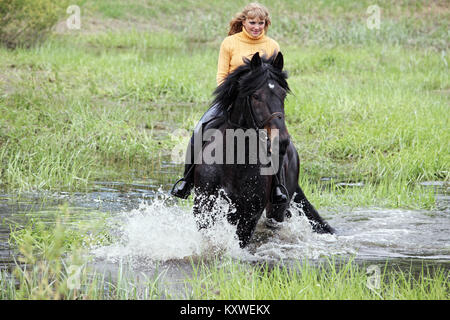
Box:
xmin=224 ymin=85 xmax=290 ymax=202
xmin=227 ymin=95 xmax=284 ymax=130
xmin=226 ymin=92 xmax=289 ymax=202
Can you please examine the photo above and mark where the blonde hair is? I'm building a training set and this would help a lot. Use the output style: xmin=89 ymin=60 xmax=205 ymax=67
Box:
xmin=228 ymin=2 xmax=271 ymax=36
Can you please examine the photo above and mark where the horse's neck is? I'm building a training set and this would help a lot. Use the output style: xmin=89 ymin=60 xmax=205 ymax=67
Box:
xmin=229 ymin=101 xmax=247 ymax=128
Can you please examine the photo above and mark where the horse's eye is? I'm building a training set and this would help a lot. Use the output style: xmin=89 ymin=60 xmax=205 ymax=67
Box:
xmin=251 ymin=93 xmax=260 ymax=100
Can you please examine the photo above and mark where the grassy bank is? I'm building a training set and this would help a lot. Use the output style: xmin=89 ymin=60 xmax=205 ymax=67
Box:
xmin=187 ymin=258 xmax=449 ymax=300
xmin=0 ymin=0 xmax=448 ymax=209
xmin=3 ymin=257 xmax=448 ymax=300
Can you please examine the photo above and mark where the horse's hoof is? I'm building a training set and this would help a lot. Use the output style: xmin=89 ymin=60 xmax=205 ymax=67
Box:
xmin=314 ymin=223 xmax=335 ymax=234
xmin=327 ymin=225 xmax=336 ymax=234
xmin=265 ymin=218 xmax=283 ymax=229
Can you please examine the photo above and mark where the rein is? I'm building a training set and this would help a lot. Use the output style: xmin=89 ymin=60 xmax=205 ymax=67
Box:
xmin=227 ymin=96 xmax=284 ymax=130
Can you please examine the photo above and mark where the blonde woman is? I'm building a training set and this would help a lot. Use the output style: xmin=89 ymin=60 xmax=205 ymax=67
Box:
xmin=216 ymin=2 xmax=280 ymax=85
xmin=172 ymin=3 xmax=287 ymax=203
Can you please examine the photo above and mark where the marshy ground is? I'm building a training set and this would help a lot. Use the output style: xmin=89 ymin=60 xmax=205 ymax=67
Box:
xmin=0 ymin=0 xmax=448 ymax=299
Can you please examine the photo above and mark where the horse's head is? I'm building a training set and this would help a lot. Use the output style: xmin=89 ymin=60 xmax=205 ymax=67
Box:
xmin=213 ymin=51 xmax=291 ymax=154
xmin=245 ymin=52 xmax=290 ymax=153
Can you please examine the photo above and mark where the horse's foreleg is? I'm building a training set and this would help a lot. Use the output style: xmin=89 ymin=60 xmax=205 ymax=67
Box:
xmin=236 ymin=213 xmax=262 ymax=248
xmin=293 ymin=185 xmax=335 ymax=234
xmin=265 ymin=202 xmax=289 ymax=228
xmin=193 ymin=194 xmax=216 ymax=230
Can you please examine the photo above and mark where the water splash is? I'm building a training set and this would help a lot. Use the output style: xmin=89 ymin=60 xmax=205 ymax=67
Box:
xmin=91 ymin=191 xmax=356 ymax=267
xmin=250 ymin=203 xmax=355 ymax=260
xmin=91 ymin=188 xmax=450 ymax=269
xmin=91 ymin=191 xmax=248 ymax=267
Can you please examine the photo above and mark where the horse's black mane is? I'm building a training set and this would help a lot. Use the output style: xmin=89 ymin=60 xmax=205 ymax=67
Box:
xmin=211 ymin=52 xmax=290 ymax=111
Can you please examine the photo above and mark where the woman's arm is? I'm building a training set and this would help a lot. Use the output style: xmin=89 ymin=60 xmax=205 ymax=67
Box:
xmin=216 ymin=38 xmax=231 ymax=86
xmin=273 ymin=39 xmax=280 ymax=55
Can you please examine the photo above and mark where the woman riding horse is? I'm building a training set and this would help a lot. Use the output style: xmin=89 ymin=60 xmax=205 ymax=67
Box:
xmin=172 ymin=2 xmax=288 ymax=204
xmin=186 ymin=51 xmax=334 ymax=247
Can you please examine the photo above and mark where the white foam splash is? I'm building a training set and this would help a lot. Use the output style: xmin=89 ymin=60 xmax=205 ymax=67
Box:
xmin=252 ymin=205 xmax=355 ymax=260
xmin=93 ymin=195 xmax=449 ymax=264
xmin=91 ymin=190 xmax=359 ymax=267
xmin=91 ymin=191 xmax=248 ymax=266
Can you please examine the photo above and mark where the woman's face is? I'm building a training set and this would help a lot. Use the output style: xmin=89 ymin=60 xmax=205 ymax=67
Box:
xmin=242 ymin=17 xmax=265 ymax=37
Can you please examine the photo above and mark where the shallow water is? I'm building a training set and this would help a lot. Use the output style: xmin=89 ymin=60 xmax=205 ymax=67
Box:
xmin=87 ymin=191 xmax=450 ymax=265
xmin=1 ymin=161 xmax=449 ymax=296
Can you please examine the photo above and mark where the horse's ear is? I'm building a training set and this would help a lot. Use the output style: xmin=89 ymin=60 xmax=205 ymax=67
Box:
xmin=250 ymin=52 xmax=262 ymax=70
xmin=272 ymin=52 xmax=284 ymax=71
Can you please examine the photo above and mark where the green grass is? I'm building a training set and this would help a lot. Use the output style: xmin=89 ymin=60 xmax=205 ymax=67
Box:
xmin=0 ymin=0 xmax=448 ymax=206
xmin=77 ymin=0 xmax=449 ymax=49
xmin=187 ymin=258 xmax=449 ymax=300
xmin=4 ymin=256 xmax=447 ymax=300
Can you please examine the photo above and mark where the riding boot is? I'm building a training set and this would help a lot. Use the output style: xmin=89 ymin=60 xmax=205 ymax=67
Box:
xmin=171 ymin=124 xmax=199 ymax=199
xmin=171 ymin=103 xmax=226 ymax=199
xmin=171 ymin=163 xmax=195 ymax=199
xmin=271 ymin=165 xmax=288 ymax=204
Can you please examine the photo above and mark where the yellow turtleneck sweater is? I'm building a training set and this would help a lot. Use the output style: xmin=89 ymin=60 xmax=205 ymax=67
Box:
xmin=216 ymin=28 xmax=280 ymax=85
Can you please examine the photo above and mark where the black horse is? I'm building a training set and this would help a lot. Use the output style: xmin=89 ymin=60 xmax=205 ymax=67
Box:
xmin=190 ymin=52 xmax=334 ymax=247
